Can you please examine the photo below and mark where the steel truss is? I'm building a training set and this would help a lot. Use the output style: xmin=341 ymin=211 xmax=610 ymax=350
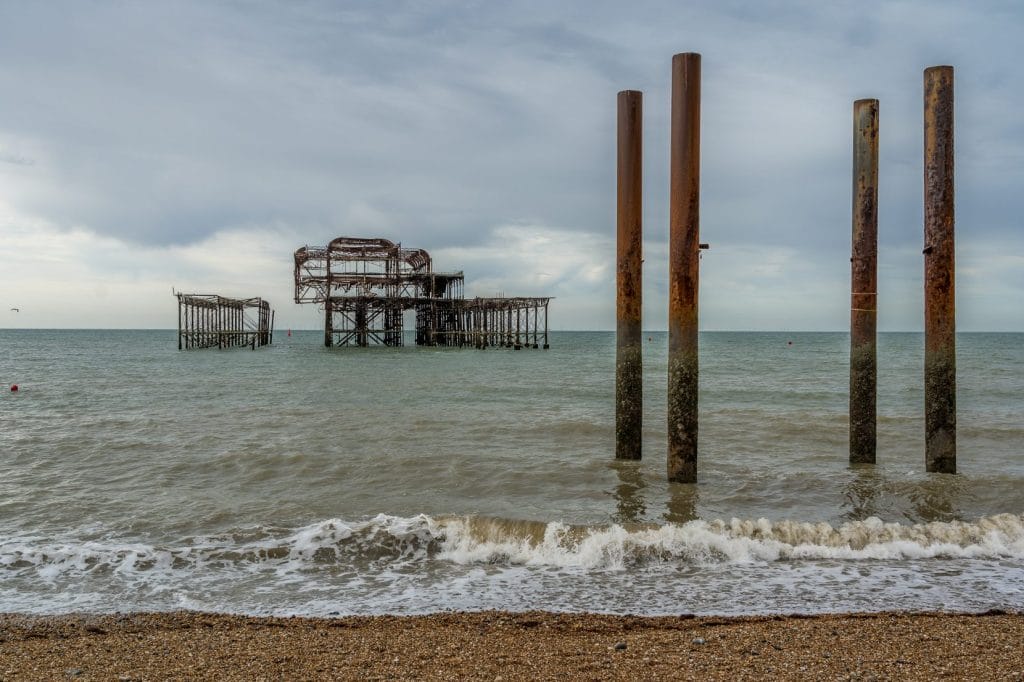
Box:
xmin=294 ymin=237 xmax=551 ymax=348
xmin=176 ymin=293 xmax=274 ymax=350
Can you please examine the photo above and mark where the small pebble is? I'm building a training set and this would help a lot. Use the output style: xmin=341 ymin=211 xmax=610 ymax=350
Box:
xmin=692 ymin=637 xmax=705 ymax=645
xmin=613 ymin=642 xmax=627 ymax=651
xmin=65 ymin=670 xmax=83 ymax=678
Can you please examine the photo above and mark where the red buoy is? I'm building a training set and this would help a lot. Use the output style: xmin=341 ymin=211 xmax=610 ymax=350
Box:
xmin=10 ymin=384 xmax=18 ymax=392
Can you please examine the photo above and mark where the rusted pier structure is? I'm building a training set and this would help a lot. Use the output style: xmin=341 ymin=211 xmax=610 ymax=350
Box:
xmin=176 ymin=294 xmax=274 ymax=350
xmin=923 ymin=65 xmax=956 ymax=473
xmin=616 ymin=89 xmax=643 ymax=461
xmin=294 ymin=237 xmax=551 ymax=348
xmin=667 ymin=52 xmax=702 ymax=483
xmin=850 ymin=99 xmax=879 ymax=464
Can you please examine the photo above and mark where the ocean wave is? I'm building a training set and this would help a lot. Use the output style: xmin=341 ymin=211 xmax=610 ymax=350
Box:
xmin=439 ymin=513 xmax=1024 ymax=567
xmin=2 ymin=513 xmax=1023 ymax=580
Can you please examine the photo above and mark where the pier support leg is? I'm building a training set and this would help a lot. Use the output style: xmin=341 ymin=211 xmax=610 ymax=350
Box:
xmin=356 ymin=302 xmax=368 ymax=347
xmin=543 ymin=302 xmax=549 ymax=349
xmin=667 ymin=53 xmax=701 ymax=483
xmin=616 ymin=89 xmax=643 ymax=461
xmin=324 ymin=300 xmax=334 ymax=347
xmin=924 ymin=65 xmax=956 ymax=473
xmin=850 ymin=99 xmax=879 ymax=464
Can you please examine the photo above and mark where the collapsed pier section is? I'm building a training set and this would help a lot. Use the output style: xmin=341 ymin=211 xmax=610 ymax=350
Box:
xmin=176 ymin=293 xmax=274 ymax=350
xmin=294 ymin=237 xmax=551 ymax=348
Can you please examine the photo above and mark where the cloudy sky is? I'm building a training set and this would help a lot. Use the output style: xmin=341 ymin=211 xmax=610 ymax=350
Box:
xmin=1 ymin=0 xmax=1022 ymax=330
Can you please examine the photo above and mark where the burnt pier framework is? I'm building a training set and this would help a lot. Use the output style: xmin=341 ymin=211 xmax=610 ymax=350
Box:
xmin=176 ymin=294 xmax=274 ymax=350
xmin=295 ymin=237 xmax=551 ymax=348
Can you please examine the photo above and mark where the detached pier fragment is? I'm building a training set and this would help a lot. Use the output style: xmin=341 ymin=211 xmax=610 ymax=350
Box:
xmin=294 ymin=237 xmax=551 ymax=348
xmin=176 ymin=294 xmax=274 ymax=350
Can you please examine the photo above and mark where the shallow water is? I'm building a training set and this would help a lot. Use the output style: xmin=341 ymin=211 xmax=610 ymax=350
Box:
xmin=1 ymin=330 xmax=1022 ymax=615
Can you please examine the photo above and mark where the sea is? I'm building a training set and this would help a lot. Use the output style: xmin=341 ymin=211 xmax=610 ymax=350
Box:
xmin=1 ymin=330 xmax=1022 ymax=617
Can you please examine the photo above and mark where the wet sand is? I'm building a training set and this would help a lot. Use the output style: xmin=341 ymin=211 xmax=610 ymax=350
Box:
xmin=1 ymin=610 xmax=1021 ymax=680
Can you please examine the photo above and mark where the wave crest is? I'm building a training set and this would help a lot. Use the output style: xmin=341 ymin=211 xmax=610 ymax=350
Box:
xmin=2 ymin=513 xmax=1022 ymax=580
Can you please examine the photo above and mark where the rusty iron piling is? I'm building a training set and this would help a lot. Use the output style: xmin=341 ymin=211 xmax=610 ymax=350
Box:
xmin=324 ymin=300 xmax=334 ymax=347
xmin=667 ymin=53 xmax=701 ymax=483
xmin=850 ymin=99 xmax=879 ymax=464
xmin=616 ymin=90 xmax=643 ymax=460
xmin=923 ymin=66 xmax=956 ymax=473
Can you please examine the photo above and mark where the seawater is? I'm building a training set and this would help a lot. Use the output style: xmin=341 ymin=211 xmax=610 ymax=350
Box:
xmin=1 ymin=330 xmax=1022 ymax=616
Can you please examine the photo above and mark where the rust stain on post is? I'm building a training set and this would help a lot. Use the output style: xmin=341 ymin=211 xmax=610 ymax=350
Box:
xmin=923 ymin=66 xmax=956 ymax=473
xmin=667 ymin=53 xmax=701 ymax=483
xmin=616 ymin=90 xmax=643 ymax=460
xmin=850 ymin=99 xmax=879 ymax=464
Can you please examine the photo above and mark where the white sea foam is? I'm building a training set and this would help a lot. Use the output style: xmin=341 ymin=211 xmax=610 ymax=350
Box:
xmin=2 ymin=513 xmax=1024 ymax=616
xmin=0 ymin=515 xmax=438 ymax=582
xmin=2 ymin=514 xmax=1023 ymax=583
xmin=435 ymin=513 xmax=1024 ymax=568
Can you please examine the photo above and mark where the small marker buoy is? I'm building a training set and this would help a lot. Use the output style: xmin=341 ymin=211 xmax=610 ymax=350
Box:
xmin=287 ymin=329 xmax=292 ymax=337
xmin=787 ymin=341 xmax=793 ymax=346
xmin=10 ymin=384 xmax=18 ymax=392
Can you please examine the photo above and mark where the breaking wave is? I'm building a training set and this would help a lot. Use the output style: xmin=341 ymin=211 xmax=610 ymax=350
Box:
xmin=3 ymin=513 xmax=1023 ymax=580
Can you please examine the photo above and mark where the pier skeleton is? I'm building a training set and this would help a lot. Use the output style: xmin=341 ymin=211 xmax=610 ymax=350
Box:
xmin=294 ymin=237 xmax=551 ymax=348
xmin=176 ymin=294 xmax=274 ymax=350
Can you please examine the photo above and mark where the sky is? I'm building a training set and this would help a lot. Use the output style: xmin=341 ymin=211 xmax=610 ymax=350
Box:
xmin=1 ymin=0 xmax=1022 ymax=331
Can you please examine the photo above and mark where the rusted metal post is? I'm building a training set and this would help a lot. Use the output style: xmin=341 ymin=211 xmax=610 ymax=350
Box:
xmin=543 ymin=301 xmax=549 ymax=349
xmin=850 ymin=99 xmax=879 ymax=464
xmin=324 ymin=300 xmax=333 ymax=347
xmin=616 ymin=89 xmax=643 ymax=461
xmin=515 ymin=307 xmax=522 ymax=349
xmin=667 ymin=52 xmax=701 ymax=483
xmin=923 ymin=65 xmax=956 ymax=473
xmin=533 ymin=305 xmax=539 ymax=348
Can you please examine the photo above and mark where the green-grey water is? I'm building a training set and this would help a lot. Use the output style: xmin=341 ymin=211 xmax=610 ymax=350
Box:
xmin=1 ymin=330 xmax=1022 ymax=615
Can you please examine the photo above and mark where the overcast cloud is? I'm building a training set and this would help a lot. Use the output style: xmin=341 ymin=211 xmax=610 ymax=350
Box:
xmin=1 ymin=0 xmax=1022 ymax=330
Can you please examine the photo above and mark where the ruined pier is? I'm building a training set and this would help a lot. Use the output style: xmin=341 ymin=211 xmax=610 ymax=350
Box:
xmin=176 ymin=294 xmax=274 ymax=350
xmin=294 ymin=237 xmax=551 ymax=348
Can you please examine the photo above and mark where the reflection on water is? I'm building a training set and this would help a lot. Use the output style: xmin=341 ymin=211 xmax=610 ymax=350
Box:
xmin=842 ymin=464 xmax=883 ymax=521
xmin=609 ymin=461 xmax=646 ymax=524
xmin=665 ymin=482 xmax=698 ymax=525
xmin=842 ymin=465 xmax=968 ymax=524
xmin=609 ymin=461 xmax=699 ymax=526
xmin=909 ymin=474 xmax=966 ymax=523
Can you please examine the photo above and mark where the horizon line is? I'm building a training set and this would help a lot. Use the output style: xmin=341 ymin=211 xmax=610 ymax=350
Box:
xmin=2 ymin=328 xmax=1024 ymax=334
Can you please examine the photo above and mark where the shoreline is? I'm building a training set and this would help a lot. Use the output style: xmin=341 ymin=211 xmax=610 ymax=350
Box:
xmin=2 ymin=609 xmax=1021 ymax=680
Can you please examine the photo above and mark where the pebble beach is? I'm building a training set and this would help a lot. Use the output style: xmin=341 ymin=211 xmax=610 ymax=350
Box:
xmin=2 ymin=610 xmax=1022 ymax=680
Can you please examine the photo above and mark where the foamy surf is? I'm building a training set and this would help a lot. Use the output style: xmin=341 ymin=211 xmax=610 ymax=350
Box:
xmin=437 ymin=513 xmax=1024 ymax=568
xmin=3 ymin=513 xmax=1023 ymax=582
xmin=3 ymin=513 xmax=1024 ymax=616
